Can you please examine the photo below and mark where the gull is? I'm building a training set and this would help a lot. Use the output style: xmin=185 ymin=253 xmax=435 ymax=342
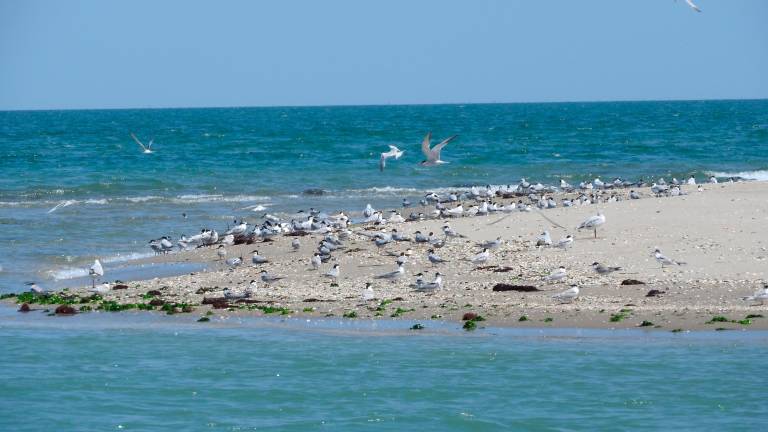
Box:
xmin=556 ymin=235 xmax=574 ymax=249
xmin=379 ymin=145 xmax=404 ymax=171
xmin=90 ymin=282 xmax=111 ymax=294
xmin=478 ymin=237 xmax=503 ymax=249
xmin=260 ymin=270 xmax=284 ymax=284
xmin=310 ymin=253 xmax=322 ymax=270
xmin=374 ymin=263 xmax=405 ymax=281
xmin=577 ymin=211 xmax=606 ymax=239
xmin=684 ymin=0 xmax=702 ymax=12
xmin=428 ymin=249 xmax=448 ymax=265
xmin=742 ymin=284 xmax=768 ymax=305
xmin=324 ymin=264 xmax=340 ymax=280
xmin=130 ymin=133 xmax=154 ymax=154
xmin=361 ymin=283 xmax=375 ymax=302
xmin=536 ymin=231 xmax=552 ymax=247
xmin=217 ymin=245 xmax=227 ymax=261
xmin=553 ymin=285 xmax=579 ymax=303
xmin=89 ymin=259 xmax=104 ymax=288
xmin=251 ymin=250 xmax=269 ymax=265
xmin=653 ymin=248 xmax=685 ymax=268
xmin=420 ymin=131 xmax=457 ymax=166
xmin=592 ymin=262 xmax=622 ymax=275
xmin=291 ymin=238 xmax=301 ymax=251
xmin=468 ymin=248 xmax=490 ymax=265
xmin=416 ymin=272 xmax=443 ymax=292
xmin=545 ymin=266 xmax=567 ymax=282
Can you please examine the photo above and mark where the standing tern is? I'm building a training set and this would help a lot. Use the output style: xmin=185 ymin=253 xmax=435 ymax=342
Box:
xmin=420 ymin=132 xmax=457 ymax=166
xmin=374 ymin=263 xmax=405 ymax=281
xmin=545 ymin=266 xmax=567 ymax=282
xmin=653 ymin=248 xmax=685 ymax=268
xmin=552 ymin=285 xmax=580 ymax=303
xmin=592 ymin=262 xmax=622 ymax=275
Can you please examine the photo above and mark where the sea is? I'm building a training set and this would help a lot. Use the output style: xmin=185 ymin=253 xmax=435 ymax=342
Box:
xmin=1 ymin=100 xmax=768 ymax=430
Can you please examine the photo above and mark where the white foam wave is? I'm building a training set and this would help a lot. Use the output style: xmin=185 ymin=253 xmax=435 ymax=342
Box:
xmin=102 ymin=252 xmax=156 ymax=264
xmin=708 ymin=170 xmax=768 ymax=181
xmin=125 ymin=195 xmax=163 ymax=203
xmin=49 ymin=267 xmax=90 ymax=280
xmin=171 ymin=194 xmax=271 ymax=204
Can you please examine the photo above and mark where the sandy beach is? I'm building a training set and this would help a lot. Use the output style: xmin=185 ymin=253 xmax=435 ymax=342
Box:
xmin=6 ymin=181 xmax=768 ymax=331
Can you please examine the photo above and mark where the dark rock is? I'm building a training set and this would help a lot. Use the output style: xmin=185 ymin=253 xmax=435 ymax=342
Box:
xmin=195 ymin=287 xmax=217 ymax=294
xmin=492 ymin=266 xmax=515 ymax=273
xmin=621 ymin=279 xmax=646 ymax=285
xmin=18 ymin=303 xmax=31 ymax=313
xmin=302 ymin=188 xmax=325 ymax=196
xmin=112 ymin=284 xmax=129 ymax=290
xmin=146 ymin=290 xmax=162 ymax=297
xmin=302 ymin=298 xmax=334 ymax=303
xmin=492 ymin=284 xmax=540 ymax=292
xmin=149 ymin=299 xmax=166 ymax=307
xmin=202 ymin=297 xmax=230 ymax=309
xmin=54 ymin=305 xmax=77 ymax=315
xmin=462 ymin=312 xmax=478 ymax=321
xmin=645 ymin=290 xmax=665 ymax=297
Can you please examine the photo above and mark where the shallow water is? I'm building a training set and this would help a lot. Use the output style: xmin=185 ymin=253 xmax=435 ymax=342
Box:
xmin=1 ymin=306 xmax=767 ymax=430
xmin=1 ymin=100 xmax=767 ymax=291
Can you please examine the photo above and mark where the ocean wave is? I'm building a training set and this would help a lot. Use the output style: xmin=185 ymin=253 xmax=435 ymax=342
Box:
xmin=171 ymin=194 xmax=271 ymax=204
xmin=708 ymin=170 xmax=768 ymax=181
xmin=102 ymin=252 xmax=156 ymax=264
xmin=48 ymin=267 xmax=90 ymax=281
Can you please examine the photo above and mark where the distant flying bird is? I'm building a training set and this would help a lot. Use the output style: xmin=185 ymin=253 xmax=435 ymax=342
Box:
xmin=130 ymin=133 xmax=154 ymax=154
xmin=684 ymin=0 xmax=702 ymax=13
xmin=420 ymin=132 xmax=457 ymax=166
xmin=379 ymin=145 xmax=404 ymax=171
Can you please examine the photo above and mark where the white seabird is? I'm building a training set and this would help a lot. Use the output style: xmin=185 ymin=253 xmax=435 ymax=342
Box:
xmin=553 ymin=285 xmax=579 ymax=303
xmin=379 ymin=145 xmax=404 ymax=171
xmin=130 ymin=133 xmax=154 ymax=154
xmin=577 ymin=211 xmax=606 ymax=239
xmin=419 ymin=132 xmax=457 ymax=166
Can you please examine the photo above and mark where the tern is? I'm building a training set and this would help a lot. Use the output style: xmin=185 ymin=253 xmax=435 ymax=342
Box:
xmin=416 ymin=272 xmax=443 ymax=292
xmin=225 ymin=256 xmax=243 ymax=267
xmin=577 ymin=211 xmax=606 ymax=239
xmin=379 ymin=145 xmax=404 ymax=171
xmin=536 ymin=231 xmax=552 ymax=247
xmin=217 ymin=245 xmax=227 ymax=261
xmin=428 ymin=249 xmax=448 ymax=265
xmin=556 ymin=235 xmax=574 ymax=249
xmin=130 ymin=133 xmax=154 ymax=154
xmin=361 ymin=283 xmax=375 ymax=302
xmin=420 ymin=132 xmax=457 ymax=166
xmin=545 ymin=266 xmax=567 ymax=282
xmin=553 ymin=285 xmax=579 ymax=303
xmin=291 ymin=238 xmax=301 ymax=251
xmin=324 ymin=264 xmax=340 ymax=280
xmin=89 ymin=259 xmax=104 ymax=288
xmin=653 ymin=248 xmax=685 ymax=268
xmin=224 ymin=287 xmax=248 ymax=299
xmin=743 ymin=284 xmax=768 ymax=305
xmin=310 ymin=253 xmax=322 ymax=270
xmin=251 ymin=250 xmax=269 ymax=265
xmin=260 ymin=270 xmax=284 ymax=284
xmin=90 ymin=282 xmax=111 ymax=294
xmin=478 ymin=237 xmax=503 ymax=249
xmin=684 ymin=0 xmax=701 ymax=12
xmin=592 ymin=262 xmax=622 ymax=275
xmin=25 ymin=282 xmax=44 ymax=293
xmin=374 ymin=263 xmax=405 ymax=281
xmin=468 ymin=248 xmax=490 ymax=265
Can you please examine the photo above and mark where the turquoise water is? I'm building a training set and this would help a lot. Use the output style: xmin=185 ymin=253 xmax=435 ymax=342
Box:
xmin=1 ymin=308 xmax=767 ymax=430
xmin=1 ymin=100 xmax=767 ymax=290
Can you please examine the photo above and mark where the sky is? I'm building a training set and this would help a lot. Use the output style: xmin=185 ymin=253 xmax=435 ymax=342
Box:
xmin=1 ymin=0 xmax=767 ymax=110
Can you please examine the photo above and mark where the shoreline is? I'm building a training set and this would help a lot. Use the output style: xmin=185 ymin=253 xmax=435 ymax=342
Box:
xmin=5 ymin=181 xmax=768 ymax=332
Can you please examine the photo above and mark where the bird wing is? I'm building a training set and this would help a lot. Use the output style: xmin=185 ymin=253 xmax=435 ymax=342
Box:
xmin=379 ymin=154 xmax=386 ymax=172
xmin=421 ymin=132 xmax=433 ymax=159
xmin=130 ymin=133 xmax=148 ymax=151
xmin=685 ymin=0 xmax=701 ymax=12
xmin=147 ymin=139 xmax=153 ymax=149
xmin=430 ymin=135 xmax=457 ymax=159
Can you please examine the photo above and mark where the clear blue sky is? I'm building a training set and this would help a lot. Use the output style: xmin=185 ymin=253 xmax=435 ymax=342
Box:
xmin=1 ymin=0 xmax=766 ymax=110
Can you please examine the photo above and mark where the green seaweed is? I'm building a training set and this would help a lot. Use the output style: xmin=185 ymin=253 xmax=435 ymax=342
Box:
xmin=463 ymin=320 xmax=477 ymax=331
xmin=79 ymin=305 xmax=92 ymax=312
xmin=543 ymin=317 xmax=554 ymax=323
xmin=197 ymin=317 xmax=210 ymax=322
xmin=610 ymin=312 xmax=629 ymax=322
xmin=303 ymin=307 xmax=315 ymax=313
xmin=706 ymin=316 xmax=729 ymax=324
xmin=671 ymin=328 xmax=683 ymax=333
xmin=343 ymin=311 xmax=358 ymax=318
xmin=518 ymin=315 xmax=528 ymax=322
xmin=1 ymin=293 xmax=18 ymax=300
xmin=639 ymin=320 xmax=654 ymax=327
xmin=410 ymin=323 xmax=425 ymax=330
xmin=736 ymin=319 xmax=751 ymax=325
xmin=745 ymin=314 xmax=763 ymax=319
xmin=390 ymin=307 xmax=413 ymax=318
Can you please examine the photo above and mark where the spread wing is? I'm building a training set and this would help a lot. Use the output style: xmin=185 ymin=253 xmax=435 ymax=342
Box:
xmin=685 ymin=0 xmax=701 ymax=12
xmin=431 ymin=135 xmax=458 ymax=158
xmin=130 ymin=133 xmax=147 ymax=151
xmin=421 ymin=132 xmax=432 ymax=158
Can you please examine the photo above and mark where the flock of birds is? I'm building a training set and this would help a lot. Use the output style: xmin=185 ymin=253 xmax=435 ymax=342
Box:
xmin=68 ymin=169 xmax=766 ymax=308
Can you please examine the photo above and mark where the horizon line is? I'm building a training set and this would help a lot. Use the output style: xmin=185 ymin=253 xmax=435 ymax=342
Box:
xmin=2 ymin=96 xmax=767 ymax=113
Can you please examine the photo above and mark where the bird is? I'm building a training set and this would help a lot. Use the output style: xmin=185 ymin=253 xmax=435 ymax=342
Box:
xmin=545 ymin=266 xmax=567 ymax=282
xmin=742 ymin=284 xmax=768 ymax=305
xmin=324 ymin=264 xmax=340 ymax=280
xmin=468 ymin=248 xmax=490 ymax=265
xmin=478 ymin=237 xmax=502 ymax=249
xmin=225 ymin=256 xmax=243 ymax=268
xmin=577 ymin=211 xmax=606 ymax=239
xmin=379 ymin=145 xmax=404 ymax=171
xmin=553 ymin=285 xmax=579 ymax=303
xmin=130 ymin=133 xmax=154 ymax=154
xmin=416 ymin=272 xmax=443 ymax=292
xmin=536 ymin=231 xmax=552 ymax=247
xmin=428 ymin=249 xmax=448 ymax=265
xmin=361 ymin=283 xmax=375 ymax=302
xmin=291 ymin=238 xmax=301 ymax=251
xmin=251 ymin=250 xmax=269 ymax=265
xmin=374 ymin=263 xmax=405 ymax=281
xmin=592 ymin=262 xmax=621 ymax=275
xmin=217 ymin=245 xmax=227 ymax=261
xmin=310 ymin=253 xmax=322 ymax=270
xmin=25 ymin=282 xmax=44 ymax=293
xmin=653 ymin=248 xmax=685 ymax=268
xmin=89 ymin=259 xmax=104 ymax=288
xmin=684 ymin=0 xmax=702 ymax=12
xmin=224 ymin=287 xmax=249 ymax=299
xmin=396 ymin=252 xmax=408 ymax=266
xmin=556 ymin=235 xmax=574 ymax=249
xmin=420 ymin=131 xmax=457 ymax=166
xmin=442 ymin=224 xmax=466 ymax=239
xmin=260 ymin=270 xmax=284 ymax=284
xmin=90 ymin=282 xmax=111 ymax=294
